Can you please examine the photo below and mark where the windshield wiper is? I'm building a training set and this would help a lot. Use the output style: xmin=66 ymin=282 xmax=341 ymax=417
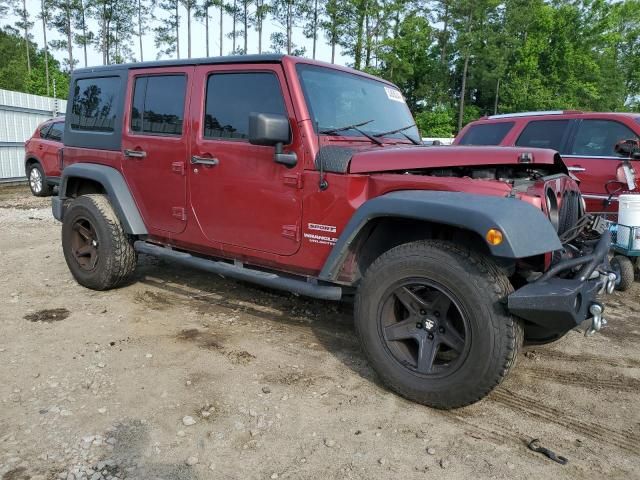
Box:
xmin=373 ymin=123 xmax=421 ymax=145
xmin=319 ymin=119 xmax=384 ymax=146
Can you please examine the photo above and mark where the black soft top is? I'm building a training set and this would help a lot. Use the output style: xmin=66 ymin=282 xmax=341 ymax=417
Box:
xmin=72 ymin=54 xmax=285 ymax=74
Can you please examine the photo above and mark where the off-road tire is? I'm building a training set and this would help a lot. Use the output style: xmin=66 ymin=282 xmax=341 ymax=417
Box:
xmin=27 ymin=163 xmax=52 ymax=197
xmin=355 ymin=240 xmax=523 ymax=409
xmin=62 ymin=194 xmax=137 ymax=290
xmin=611 ymin=255 xmax=634 ymax=292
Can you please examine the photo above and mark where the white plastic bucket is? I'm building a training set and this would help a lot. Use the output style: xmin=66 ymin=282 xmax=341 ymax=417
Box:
xmin=617 ymin=194 xmax=640 ymax=249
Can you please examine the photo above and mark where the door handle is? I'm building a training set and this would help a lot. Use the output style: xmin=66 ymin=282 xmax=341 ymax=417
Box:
xmin=124 ymin=149 xmax=147 ymax=159
xmin=191 ymin=155 xmax=219 ymax=166
xmin=567 ymin=166 xmax=586 ymax=172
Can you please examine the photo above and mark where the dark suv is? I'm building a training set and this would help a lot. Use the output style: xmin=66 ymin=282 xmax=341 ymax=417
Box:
xmin=24 ymin=118 xmax=65 ymax=196
xmin=52 ymin=55 xmax=614 ymax=409
xmin=455 ymin=111 xmax=640 ymax=214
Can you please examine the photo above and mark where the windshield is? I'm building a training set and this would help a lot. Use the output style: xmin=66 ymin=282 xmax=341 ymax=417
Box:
xmin=296 ymin=64 xmax=420 ymax=142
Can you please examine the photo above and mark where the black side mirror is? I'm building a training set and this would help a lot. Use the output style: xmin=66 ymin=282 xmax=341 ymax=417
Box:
xmin=614 ymin=139 xmax=640 ymax=160
xmin=248 ymin=112 xmax=297 ymax=168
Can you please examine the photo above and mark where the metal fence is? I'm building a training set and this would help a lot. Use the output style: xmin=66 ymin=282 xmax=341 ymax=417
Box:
xmin=0 ymin=89 xmax=66 ymax=182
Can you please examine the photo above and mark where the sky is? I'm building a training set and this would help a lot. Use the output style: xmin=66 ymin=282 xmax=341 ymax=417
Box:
xmin=5 ymin=0 xmax=350 ymax=70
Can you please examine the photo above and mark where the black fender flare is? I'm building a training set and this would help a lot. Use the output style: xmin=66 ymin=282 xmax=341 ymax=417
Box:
xmin=319 ymin=190 xmax=562 ymax=282
xmin=54 ymin=163 xmax=147 ymax=235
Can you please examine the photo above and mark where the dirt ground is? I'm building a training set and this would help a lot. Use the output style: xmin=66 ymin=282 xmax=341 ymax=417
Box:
xmin=0 ymin=185 xmax=638 ymax=480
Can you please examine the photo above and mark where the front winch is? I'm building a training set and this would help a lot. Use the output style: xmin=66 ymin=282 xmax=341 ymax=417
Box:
xmin=585 ymin=302 xmax=607 ymax=336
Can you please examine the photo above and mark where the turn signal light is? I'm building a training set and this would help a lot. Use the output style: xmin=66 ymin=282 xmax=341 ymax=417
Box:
xmin=486 ymin=229 xmax=503 ymax=246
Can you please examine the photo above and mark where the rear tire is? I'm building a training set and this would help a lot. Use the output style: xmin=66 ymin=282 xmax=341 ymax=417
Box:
xmin=27 ymin=163 xmax=52 ymax=197
xmin=62 ymin=194 xmax=137 ymax=290
xmin=355 ymin=240 xmax=522 ymax=409
xmin=611 ymin=255 xmax=634 ymax=292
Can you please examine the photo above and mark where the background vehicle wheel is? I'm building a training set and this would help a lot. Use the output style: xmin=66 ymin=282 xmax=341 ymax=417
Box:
xmin=62 ymin=194 xmax=137 ymax=290
xmin=355 ymin=240 xmax=522 ymax=409
xmin=611 ymin=255 xmax=634 ymax=292
xmin=27 ymin=163 xmax=52 ymax=197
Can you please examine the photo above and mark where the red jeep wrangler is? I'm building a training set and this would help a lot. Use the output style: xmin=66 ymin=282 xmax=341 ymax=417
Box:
xmin=52 ymin=55 xmax=614 ymax=409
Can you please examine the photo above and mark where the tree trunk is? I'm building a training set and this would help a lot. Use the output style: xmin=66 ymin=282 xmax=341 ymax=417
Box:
xmin=138 ymin=0 xmax=144 ymax=61
xmin=23 ymin=0 xmax=30 ymax=73
xmin=494 ymin=77 xmax=500 ymax=115
xmin=219 ymin=3 xmax=223 ymax=55
xmin=187 ymin=3 xmax=192 ymax=58
xmin=81 ymin=0 xmax=88 ymax=66
xmin=205 ymin=5 xmax=209 ymax=56
xmin=286 ymin=0 xmax=291 ymax=54
xmin=331 ymin=39 xmax=335 ymax=63
xmin=457 ymin=52 xmax=470 ymax=132
xmin=354 ymin=0 xmax=366 ymax=70
xmin=257 ymin=3 xmax=262 ymax=53
xmin=41 ymin=0 xmax=49 ymax=95
xmin=440 ymin=1 xmax=449 ymax=65
xmin=66 ymin=0 xmax=73 ymax=71
xmin=232 ymin=0 xmax=236 ymax=52
xmin=176 ymin=1 xmax=180 ymax=59
xmin=311 ymin=0 xmax=317 ymax=59
xmin=243 ymin=0 xmax=247 ymax=53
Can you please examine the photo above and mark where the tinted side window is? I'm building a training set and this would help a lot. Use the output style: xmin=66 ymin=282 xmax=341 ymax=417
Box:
xmin=458 ymin=122 xmax=514 ymax=145
xmin=48 ymin=123 xmax=64 ymax=142
xmin=204 ymin=72 xmax=286 ymax=139
xmin=570 ymin=120 xmax=639 ymax=157
xmin=39 ymin=124 xmax=52 ymax=138
xmin=70 ymin=77 xmax=119 ymax=132
xmin=515 ymin=120 xmax=569 ymax=151
xmin=131 ymin=75 xmax=186 ymax=135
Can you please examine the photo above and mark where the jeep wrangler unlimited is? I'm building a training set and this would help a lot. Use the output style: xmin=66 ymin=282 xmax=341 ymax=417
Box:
xmin=52 ymin=55 xmax=614 ymax=409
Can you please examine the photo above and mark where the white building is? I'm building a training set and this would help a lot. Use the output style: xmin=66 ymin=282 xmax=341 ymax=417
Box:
xmin=0 ymin=89 xmax=66 ymax=182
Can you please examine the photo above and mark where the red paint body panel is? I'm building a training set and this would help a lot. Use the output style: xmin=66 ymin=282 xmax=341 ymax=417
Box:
xmin=349 ymin=146 xmax=561 ymax=174
xmin=454 ymin=112 xmax=640 ymax=214
xmin=25 ymin=119 xmax=64 ymax=178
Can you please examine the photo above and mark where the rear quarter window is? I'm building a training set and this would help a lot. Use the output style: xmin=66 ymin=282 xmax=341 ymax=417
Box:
xmin=48 ymin=123 xmax=64 ymax=142
xmin=70 ymin=77 xmax=119 ymax=132
xmin=458 ymin=122 xmax=514 ymax=145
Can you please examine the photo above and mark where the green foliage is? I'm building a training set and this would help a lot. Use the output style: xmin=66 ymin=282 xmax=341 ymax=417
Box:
xmin=0 ymin=27 xmax=69 ymax=98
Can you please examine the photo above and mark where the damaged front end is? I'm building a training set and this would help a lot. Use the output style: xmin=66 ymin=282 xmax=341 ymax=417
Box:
xmin=508 ymin=215 xmax=614 ymax=340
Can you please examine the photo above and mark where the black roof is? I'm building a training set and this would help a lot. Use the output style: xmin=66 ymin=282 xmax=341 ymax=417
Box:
xmin=73 ymin=54 xmax=285 ymax=74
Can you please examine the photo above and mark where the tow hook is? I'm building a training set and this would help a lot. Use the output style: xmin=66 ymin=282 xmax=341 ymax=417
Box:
xmin=597 ymin=271 xmax=618 ymax=295
xmin=585 ymin=302 xmax=607 ymax=337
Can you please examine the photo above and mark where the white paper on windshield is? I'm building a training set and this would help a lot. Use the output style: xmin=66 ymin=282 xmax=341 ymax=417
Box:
xmin=384 ymin=86 xmax=405 ymax=103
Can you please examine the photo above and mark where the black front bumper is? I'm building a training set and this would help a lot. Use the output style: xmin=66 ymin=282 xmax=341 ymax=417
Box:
xmin=507 ymin=231 xmax=611 ymax=334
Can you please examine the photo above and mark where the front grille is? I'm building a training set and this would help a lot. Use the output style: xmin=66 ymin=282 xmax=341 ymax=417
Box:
xmin=558 ymin=190 xmax=581 ymax=235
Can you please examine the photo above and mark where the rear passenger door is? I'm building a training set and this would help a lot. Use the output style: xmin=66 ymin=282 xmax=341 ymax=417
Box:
xmin=563 ymin=119 xmax=640 ymax=213
xmin=121 ymin=67 xmax=192 ymax=234
xmin=189 ymin=64 xmax=303 ymax=256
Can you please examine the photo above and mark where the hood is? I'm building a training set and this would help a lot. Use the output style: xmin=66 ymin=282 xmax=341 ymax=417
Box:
xmin=348 ymin=145 xmax=567 ymax=174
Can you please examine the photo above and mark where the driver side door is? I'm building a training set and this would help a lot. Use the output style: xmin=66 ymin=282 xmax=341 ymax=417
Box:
xmin=189 ymin=65 xmax=303 ymax=256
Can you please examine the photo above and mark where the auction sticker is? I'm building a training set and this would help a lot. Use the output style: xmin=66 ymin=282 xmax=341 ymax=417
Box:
xmin=384 ymin=86 xmax=405 ymax=103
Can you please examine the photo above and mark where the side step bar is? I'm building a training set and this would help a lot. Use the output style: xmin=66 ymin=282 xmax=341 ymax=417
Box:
xmin=134 ymin=241 xmax=343 ymax=301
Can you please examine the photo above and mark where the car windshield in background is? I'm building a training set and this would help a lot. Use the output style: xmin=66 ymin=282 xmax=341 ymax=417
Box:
xmin=296 ymin=64 xmax=420 ymax=142
xmin=458 ymin=122 xmax=514 ymax=145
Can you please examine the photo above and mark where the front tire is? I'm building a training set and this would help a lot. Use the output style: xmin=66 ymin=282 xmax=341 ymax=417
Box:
xmin=62 ymin=194 xmax=137 ymax=290
xmin=27 ymin=163 xmax=52 ymax=197
xmin=355 ymin=240 xmax=522 ymax=409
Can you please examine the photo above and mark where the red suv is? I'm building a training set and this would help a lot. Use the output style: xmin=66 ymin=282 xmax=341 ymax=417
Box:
xmin=24 ymin=118 xmax=64 ymax=196
xmin=455 ymin=111 xmax=640 ymax=214
xmin=51 ymin=55 xmax=614 ymax=409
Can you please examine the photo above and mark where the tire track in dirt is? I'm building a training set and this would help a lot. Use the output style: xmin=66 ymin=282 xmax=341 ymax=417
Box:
xmin=489 ymin=389 xmax=640 ymax=456
xmin=521 ymin=366 xmax=640 ymax=392
xmin=530 ymin=349 xmax=640 ymax=369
